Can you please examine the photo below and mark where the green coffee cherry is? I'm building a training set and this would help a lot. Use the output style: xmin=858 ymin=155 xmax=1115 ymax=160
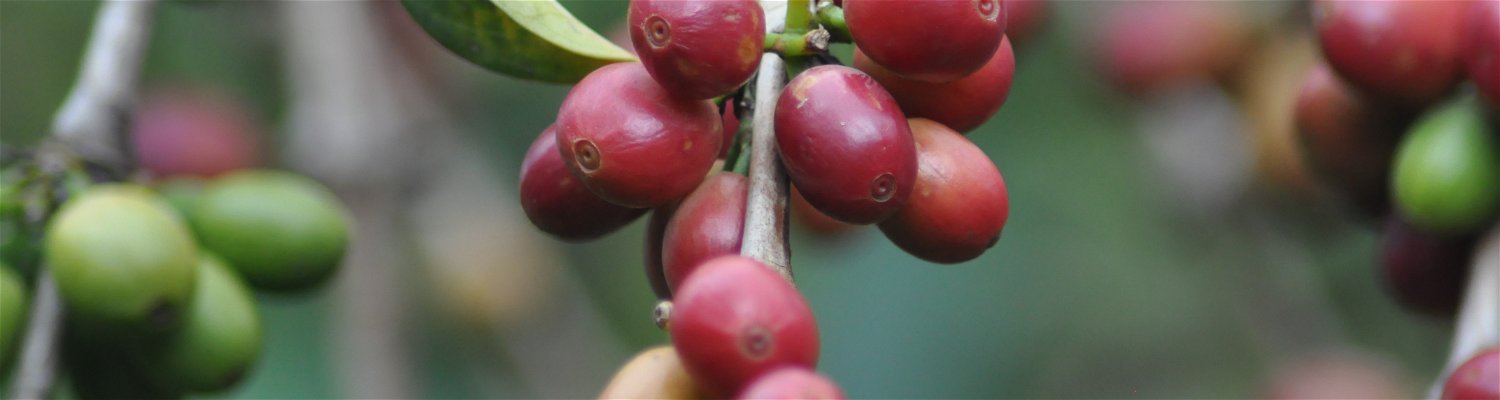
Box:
xmin=1 ymin=266 xmax=27 ymax=371
xmin=191 ymin=170 xmax=348 ymax=291
xmin=44 ymin=184 xmax=198 ymax=330
xmin=141 ymin=254 xmax=262 ymax=392
xmin=1392 ymin=99 xmax=1500 ymax=233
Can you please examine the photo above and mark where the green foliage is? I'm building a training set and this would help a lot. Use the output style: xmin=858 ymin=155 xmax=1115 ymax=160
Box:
xmin=402 ymin=0 xmax=635 ymax=84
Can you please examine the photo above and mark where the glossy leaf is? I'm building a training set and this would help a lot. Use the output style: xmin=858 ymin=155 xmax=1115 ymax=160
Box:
xmin=402 ymin=0 xmax=636 ymax=84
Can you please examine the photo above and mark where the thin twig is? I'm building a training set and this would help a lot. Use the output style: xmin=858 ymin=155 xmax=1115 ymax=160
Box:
xmin=740 ymin=1 xmax=792 ymax=282
xmin=1428 ymin=225 xmax=1500 ymax=399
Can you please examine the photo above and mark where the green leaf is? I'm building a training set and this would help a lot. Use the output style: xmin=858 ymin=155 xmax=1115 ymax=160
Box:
xmin=402 ymin=0 xmax=636 ymax=84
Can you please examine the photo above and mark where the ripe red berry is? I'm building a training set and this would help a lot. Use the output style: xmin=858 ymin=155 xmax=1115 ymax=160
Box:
xmin=1466 ymin=0 xmax=1500 ymax=110
xmin=1313 ymin=0 xmax=1469 ymax=107
xmin=854 ymin=36 xmax=1014 ymax=133
xmin=629 ymin=0 xmax=765 ymax=100
xmin=878 ymin=119 xmax=1008 ymax=264
xmin=131 ymin=88 xmax=262 ymax=179
xmin=671 ymin=256 xmax=819 ymax=397
xmin=520 ymin=125 xmax=647 ymax=241
xmin=1379 ymin=217 xmax=1473 ymax=316
xmin=1093 ymin=2 xmax=1249 ymax=95
xmin=644 ymin=204 xmax=679 ymax=299
xmin=556 ymin=62 xmax=723 ymax=208
xmin=776 ymin=65 xmax=916 ymax=225
xmin=1004 ymin=0 xmax=1048 ymax=46
xmin=1443 ymin=348 xmax=1500 ymax=400
xmin=843 ymin=0 xmax=1005 ymax=83
xmin=1293 ymin=63 xmax=1409 ymax=216
xmin=663 ymin=172 xmax=748 ymax=293
xmin=737 ymin=366 xmax=845 ymax=400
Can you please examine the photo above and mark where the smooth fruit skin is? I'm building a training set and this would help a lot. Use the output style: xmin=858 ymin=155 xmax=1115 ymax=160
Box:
xmin=1004 ymin=0 xmax=1048 ymax=46
xmin=737 ymin=366 xmax=845 ymax=400
xmin=1467 ymin=0 xmax=1500 ymax=110
xmin=776 ymin=65 xmax=916 ymax=225
xmin=1314 ymin=0 xmax=1469 ymax=107
xmin=520 ymin=125 xmax=647 ymax=241
xmin=629 ymin=0 xmax=764 ymax=100
xmin=854 ymin=36 xmax=1014 ymax=133
xmin=556 ymin=62 xmax=723 ymax=208
xmin=45 ymin=184 xmax=198 ymax=330
xmin=844 ymin=0 xmax=1005 ymax=83
xmin=1094 ymin=1 xmax=1249 ymax=95
xmin=644 ymin=203 xmax=679 ymax=299
xmin=141 ymin=254 xmax=262 ymax=392
xmin=599 ymin=345 xmax=703 ymax=399
xmin=0 ymin=266 xmax=26 ymax=370
xmin=192 ymin=170 xmax=349 ymax=292
xmin=1443 ymin=348 xmax=1500 ymax=400
xmin=1379 ymin=217 xmax=1473 ymax=316
xmin=878 ymin=119 xmax=1008 ymax=264
xmin=131 ymin=88 xmax=261 ymax=179
xmin=1392 ymin=99 xmax=1500 ymax=234
xmin=663 ymin=172 xmax=748 ymax=293
xmin=1293 ymin=63 xmax=1408 ymax=215
xmin=671 ymin=256 xmax=819 ymax=397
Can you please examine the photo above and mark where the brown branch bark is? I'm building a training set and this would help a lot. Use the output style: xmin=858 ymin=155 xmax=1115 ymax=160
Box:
xmin=740 ymin=1 xmax=793 ymax=283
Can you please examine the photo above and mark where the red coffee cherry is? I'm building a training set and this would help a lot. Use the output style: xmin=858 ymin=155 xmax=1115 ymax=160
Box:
xmin=1004 ymin=0 xmax=1048 ymax=46
xmin=854 ymin=36 xmax=1014 ymax=133
xmin=1093 ymin=2 xmax=1250 ymax=96
xmin=131 ymin=87 xmax=262 ymax=179
xmin=557 ymin=62 xmax=723 ymax=208
xmin=663 ymin=172 xmax=748 ymax=293
xmin=1443 ymin=348 xmax=1499 ymax=400
xmin=520 ymin=125 xmax=647 ymax=241
xmin=644 ymin=203 xmax=679 ymax=299
xmin=1293 ymin=63 xmax=1409 ymax=216
xmin=1379 ymin=217 xmax=1473 ymax=316
xmin=878 ymin=119 xmax=1008 ymax=264
xmin=1314 ymin=0 xmax=1468 ymax=107
xmin=843 ymin=0 xmax=1006 ymax=83
xmin=1466 ymin=0 xmax=1500 ymax=110
xmin=737 ymin=366 xmax=845 ymax=400
xmin=670 ymin=256 xmax=819 ymax=397
xmin=776 ymin=65 xmax=916 ymax=225
xmin=628 ymin=0 xmax=765 ymax=100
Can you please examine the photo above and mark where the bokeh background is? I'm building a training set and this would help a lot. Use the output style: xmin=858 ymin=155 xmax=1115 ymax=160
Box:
xmin=0 ymin=1 xmax=1457 ymax=398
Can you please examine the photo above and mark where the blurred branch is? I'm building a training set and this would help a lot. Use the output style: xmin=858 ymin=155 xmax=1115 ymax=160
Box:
xmin=741 ymin=1 xmax=793 ymax=283
xmin=1428 ymin=225 xmax=1500 ymax=398
xmin=10 ymin=2 xmax=157 ymax=399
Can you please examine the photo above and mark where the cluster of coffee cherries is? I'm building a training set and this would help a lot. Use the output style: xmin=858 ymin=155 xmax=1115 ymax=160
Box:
xmin=0 ymin=89 xmax=351 ymax=397
xmin=516 ymin=0 xmax=1018 ymax=397
xmin=1292 ymin=2 xmax=1497 ymax=397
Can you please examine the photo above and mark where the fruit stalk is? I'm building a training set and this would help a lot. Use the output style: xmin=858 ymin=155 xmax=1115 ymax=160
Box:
xmin=1429 ymin=225 xmax=1500 ymax=398
xmin=10 ymin=1 xmax=157 ymax=399
xmin=740 ymin=1 xmax=793 ymax=283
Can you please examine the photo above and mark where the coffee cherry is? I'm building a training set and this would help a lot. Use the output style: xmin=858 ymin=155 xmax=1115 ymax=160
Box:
xmin=1443 ymin=348 xmax=1499 ymax=400
xmin=663 ymin=172 xmax=748 ymax=293
xmin=45 ymin=184 xmax=197 ymax=330
xmin=644 ymin=204 xmax=678 ymax=299
xmin=1466 ymin=0 xmax=1500 ymax=110
xmin=628 ymin=0 xmax=764 ymax=100
xmin=1004 ymin=0 xmax=1048 ymax=46
xmin=1379 ymin=217 xmax=1473 ymax=316
xmin=737 ymin=366 xmax=845 ymax=400
xmin=1391 ymin=99 xmax=1500 ymax=234
xmin=854 ymin=36 xmax=1014 ymax=133
xmin=844 ymin=0 xmax=1005 ymax=83
xmin=776 ymin=65 xmax=916 ymax=225
xmin=520 ymin=125 xmax=647 ymax=241
xmin=557 ymin=62 xmax=723 ymax=208
xmin=1314 ymin=0 xmax=1468 ymax=107
xmin=878 ymin=119 xmax=1008 ymax=264
xmin=1094 ymin=2 xmax=1249 ymax=95
xmin=599 ymin=345 xmax=704 ymax=399
xmin=192 ymin=170 xmax=349 ymax=292
xmin=140 ymin=254 xmax=262 ymax=392
xmin=0 ymin=266 xmax=26 ymax=369
xmin=1293 ymin=63 xmax=1408 ymax=215
xmin=671 ymin=256 xmax=819 ymax=397
xmin=131 ymin=88 xmax=262 ymax=179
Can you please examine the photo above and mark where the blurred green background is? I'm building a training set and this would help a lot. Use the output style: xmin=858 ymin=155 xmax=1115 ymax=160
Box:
xmin=0 ymin=0 xmax=1455 ymax=398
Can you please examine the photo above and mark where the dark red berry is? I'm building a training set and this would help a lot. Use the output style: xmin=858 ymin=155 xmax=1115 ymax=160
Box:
xmin=1443 ymin=348 xmax=1500 ymax=400
xmin=1293 ymin=63 xmax=1409 ymax=216
xmin=556 ymin=62 xmax=723 ymax=208
xmin=1379 ymin=217 xmax=1474 ymax=316
xmin=1466 ymin=0 xmax=1500 ymax=111
xmin=775 ymin=65 xmax=916 ymax=225
xmin=878 ymin=119 xmax=1008 ymax=264
xmin=520 ymin=125 xmax=647 ymax=241
xmin=629 ymin=0 xmax=765 ymax=99
xmin=736 ymin=366 xmax=845 ymax=400
xmin=663 ymin=172 xmax=748 ymax=293
xmin=131 ymin=87 xmax=262 ymax=179
xmin=1093 ymin=2 xmax=1250 ymax=95
xmin=644 ymin=202 xmax=680 ymax=299
xmin=1004 ymin=0 xmax=1048 ymax=46
xmin=844 ymin=0 xmax=1005 ymax=83
xmin=670 ymin=256 xmax=819 ymax=397
xmin=1314 ymin=0 xmax=1468 ymax=107
xmin=854 ymin=36 xmax=1014 ymax=133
